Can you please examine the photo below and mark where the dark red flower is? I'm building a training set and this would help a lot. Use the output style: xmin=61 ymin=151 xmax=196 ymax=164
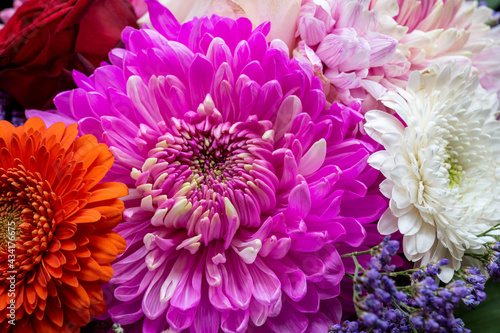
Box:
xmin=0 ymin=0 xmax=138 ymax=110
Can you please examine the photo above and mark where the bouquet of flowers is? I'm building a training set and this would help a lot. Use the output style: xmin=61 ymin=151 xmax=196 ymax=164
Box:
xmin=0 ymin=0 xmax=499 ymax=332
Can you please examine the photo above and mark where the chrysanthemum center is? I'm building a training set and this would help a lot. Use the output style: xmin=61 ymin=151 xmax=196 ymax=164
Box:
xmin=444 ymin=151 xmax=463 ymax=188
xmin=0 ymin=201 xmax=21 ymax=246
xmin=0 ymin=167 xmax=56 ymax=270
xmin=133 ymin=100 xmax=277 ymax=250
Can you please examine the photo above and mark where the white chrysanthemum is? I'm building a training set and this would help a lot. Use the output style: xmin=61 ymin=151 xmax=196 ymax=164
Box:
xmin=365 ymin=63 xmax=500 ymax=282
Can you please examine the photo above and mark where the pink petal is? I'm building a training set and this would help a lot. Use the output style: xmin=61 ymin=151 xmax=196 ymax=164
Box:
xmin=221 ymin=309 xmax=250 ymax=333
xmin=191 ymin=292 xmax=220 ymax=333
xmin=248 ymin=258 xmax=281 ymax=306
xmin=268 ymin=301 xmax=308 ymax=333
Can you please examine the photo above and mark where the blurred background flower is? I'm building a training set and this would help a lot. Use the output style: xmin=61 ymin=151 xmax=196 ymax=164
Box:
xmin=293 ymin=0 xmax=500 ymax=112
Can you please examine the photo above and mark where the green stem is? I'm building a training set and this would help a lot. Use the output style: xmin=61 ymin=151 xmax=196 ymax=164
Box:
xmin=478 ymin=223 xmax=500 ymax=237
xmin=352 ymin=255 xmax=362 ymax=315
xmin=383 ymin=268 xmax=421 ymax=277
xmin=341 ymin=249 xmax=373 ymax=258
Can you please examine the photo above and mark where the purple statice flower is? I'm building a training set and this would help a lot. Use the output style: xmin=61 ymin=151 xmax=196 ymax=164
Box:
xmin=346 ymin=239 xmax=409 ymax=332
xmin=368 ymin=235 xmax=400 ymax=272
xmin=330 ymin=320 xmax=367 ymax=333
xmin=453 ymin=267 xmax=487 ymax=309
xmin=488 ymin=242 xmax=500 ymax=281
xmin=336 ymin=238 xmax=482 ymax=333
xmin=0 ymin=89 xmax=25 ymax=126
xmin=28 ymin=0 xmax=387 ymax=332
xmin=407 ymin=263 xmax=485 ymax=332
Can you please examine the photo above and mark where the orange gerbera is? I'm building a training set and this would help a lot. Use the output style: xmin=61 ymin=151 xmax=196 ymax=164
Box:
xmin=0 ymin=118 xmax=127 ymax=332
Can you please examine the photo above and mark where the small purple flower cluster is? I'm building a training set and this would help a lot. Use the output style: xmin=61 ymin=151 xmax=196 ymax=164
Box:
xmin=488 ymin=242 xmax=500 ymax=281
xmin=459 ymin=267 xmax=487 ymax=309
xmin=370 ymin=236 xmax=400 ymax=272
xmin=330 ymin=237 xmax=412 ymax=333
xmin=408 ymin=261 xmax=472 ymax=333
xmin=330 ymin=238 xmax=489 ymax=333
xmin=0 ymin=90 xmax=25 ymax=126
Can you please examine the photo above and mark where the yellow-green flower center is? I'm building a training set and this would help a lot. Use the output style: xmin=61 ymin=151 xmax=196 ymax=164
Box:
xmin=445 ymin=152 xmax=463 ymax=188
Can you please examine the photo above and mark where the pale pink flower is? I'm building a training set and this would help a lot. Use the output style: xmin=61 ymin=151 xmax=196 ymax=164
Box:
xmin=371 ymin=0 xmax=493 ymax=67
xmin=0 ymin=0 xmax=28 ymax=29
xmin=473 ymin=25 xmax=500 ymax=101
xmin=375 ymin=0 xmax=500 ymax=100
xmin=130 ymin=0 xmax=148 ymax=17
xmin=294 ymin=0 xmax=404 ymax=109
xmin=139 ymin=0 xmax=302 ymax=50
xmin=295 ymin=0 xmax=497 ymax=109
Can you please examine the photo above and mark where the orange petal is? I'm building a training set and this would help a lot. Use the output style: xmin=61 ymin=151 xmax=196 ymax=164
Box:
xmin=75 ymin=257 xmax=102 ymax=281
xmin=33 ymin=279 xmax=48 ymax=301
xmin=47 ymin=238 xmax=61 ymax=252
xmin=44 ymin=252 xmax=61 ymax=268
xmin=70 ymin=233 xmax=89 ymax=247
xmin=90 ymin=205 xmax=124 ymax=232
xmin=88 ymin=182 xmax=129 ymax=203
xmin=64 ymin=307 xmax=91 ymax=327
xmin=60 ymin=250 xmax=77 ymax=266
xmin=45 ymin=304 xmax=64 ymax=328
xmin=58 ymin=123 xmax=79 ymax=151
xmin=44 ymin=122 xmax=66 ymax=146
xmin=34 ymin=306 xmax=45 ymax=320
xmin=53 ymin=222 xmax=77 ymax=240
xmin=42 ymin=260 xmax=63 ymax=279
xmin=90 ymin=142 xmax=115 ymax=171
xmin=25 ymin=284 xmax=37 ymax=306
xmin=80 ymin=166 xmax=110 ymax=191
xmin=22 ymin=117 xmax=47 ymax=133
xmin=72 ymin=135 xmax=101 ymax=169
xmin=58 ymin=283 xmax=90 ymax=311
xmin=9 ymin=133 xmax=22 ymax=159
xmin=87 ymin=235 xmax=119 ymax=264
xmin=59 ymin=270 xmax=79 ymax=288
xmin=100 ymin=264 xmax=114 ymax=282
xmin=107 ymin=232 xmax=127 ymax=254
xmin=0 ymin=120 xmax=15 ymax=142
xmin=0 ymin=147 xmax=13 ymax=169
xmin=65 ymin=209 xmax=101 ymax=224
xmin=72 ymin=246 xmax=91 ymax=259
xmin=59 ymin=239 xmax=76 ymax=251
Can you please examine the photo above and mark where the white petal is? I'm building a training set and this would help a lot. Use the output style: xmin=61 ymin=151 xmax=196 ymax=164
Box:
xmin=397 ymin=208 xmax=422 ymax=235
xmin=378 ymin=209 xmax=399 ymax=235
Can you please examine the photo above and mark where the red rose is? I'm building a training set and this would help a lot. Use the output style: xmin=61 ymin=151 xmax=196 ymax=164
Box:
xmin=0 ymin=0 xmax=138 ymax=110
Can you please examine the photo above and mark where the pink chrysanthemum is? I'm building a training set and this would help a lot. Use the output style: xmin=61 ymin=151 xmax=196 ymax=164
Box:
xmin=0 ymin=0 xmax=28 ymax=28
xmin=30 ymin=1 xmax=387 ymax=331
xmin=295 ymin=0 xmax=498 ymax=109
xmin=372 ymin=0 xmax=493 ymax=67
xmin=294 ymin=0 xmax=402 ymax=108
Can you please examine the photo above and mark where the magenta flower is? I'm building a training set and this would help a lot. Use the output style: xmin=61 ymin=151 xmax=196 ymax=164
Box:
xmin=29 ymin=1 xmax=387 ymax=331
